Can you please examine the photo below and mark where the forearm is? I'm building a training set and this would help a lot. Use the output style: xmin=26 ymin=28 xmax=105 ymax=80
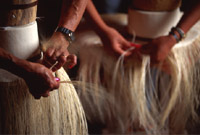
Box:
xmin=0 ymin=48 xmax=30 ymax=78
xmin=58 ymin=0 xmax=89 ymax=31
xmin=177 ymin=1 xmax=200 ymax=33
xmin=84 ymin=0 xmax=109 ymax=36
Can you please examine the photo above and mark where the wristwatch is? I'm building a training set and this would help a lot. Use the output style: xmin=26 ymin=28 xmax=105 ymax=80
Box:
xmin=55 ymin=27 xmax=75 ymax=45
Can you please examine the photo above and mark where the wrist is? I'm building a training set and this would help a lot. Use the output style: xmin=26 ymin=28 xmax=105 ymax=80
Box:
xmin=169 ymin=27 xmax=186 ymax=43
xmin=55 ymin=26 xmax=74 ymax=46
xmin=51 ymin=32 xmax=70 ymax=48
xmin=168 ymin=34 xmax=177 ymax=47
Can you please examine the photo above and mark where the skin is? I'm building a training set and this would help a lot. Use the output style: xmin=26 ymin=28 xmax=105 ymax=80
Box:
xmin=0 ymin=48 xmax=59 ymax=99
xmin=139 ymin=0 xmax=200 ymax=64
xmin=84 ymin=0 xmax=200 ymax=63
xmin=84 ymin=0 xmax=132 ymax=57
xmin=82 ymin=1 xmax=200 ymax=133
xmin=43 ymin=0 xmax=89 ymax=71
xmin=137 ymin=1 xmax=200 ymax=133
xmin=0 ymin=0 xmax=89 ymax=99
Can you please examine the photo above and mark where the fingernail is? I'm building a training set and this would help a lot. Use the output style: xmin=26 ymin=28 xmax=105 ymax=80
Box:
xmin=55 ymin=77 xmax=60 ymax=82
xmin=68 ymin=64 xmax=74 ymax=69
xmin=130 ymin=43 xmax=141 ymax=49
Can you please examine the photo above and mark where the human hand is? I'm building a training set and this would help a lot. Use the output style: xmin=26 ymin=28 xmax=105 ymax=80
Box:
xmin=21 ymin=61 xmax=60 ymax=99
xmin=0 ymin=48 xmax=60 ymax=99
xmin=139 ymin=35 xmax=177 ymax=64
xmin=42 ymin=32 xmax=77 ymax=71
xmin=99 ymin=27 xmax=132 ymax=57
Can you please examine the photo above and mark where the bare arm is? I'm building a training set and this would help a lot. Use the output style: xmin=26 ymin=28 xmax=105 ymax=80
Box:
xmin=178 ymin=0 xmax=200 ymax=33
xmin=140 ymin=1 xmax=200 ymax=63
xmin=84 ymin=0 xmax=131 ymax=56
xmin=58 ymin=0 xmax=88 ymax=31
xmin=43 ymin=0 xmax=88 ymax=71
xmin=0 ymin=48 xmax=59 ymax=99
xmin=84 ymin=0 xmax=109 ymax=35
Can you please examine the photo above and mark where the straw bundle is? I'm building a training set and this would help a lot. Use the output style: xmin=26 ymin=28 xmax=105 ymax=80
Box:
xmin=76 ymin=21 xmax=200 ymax=134
xmin=0 ymin=67 xmax=87 ymax=134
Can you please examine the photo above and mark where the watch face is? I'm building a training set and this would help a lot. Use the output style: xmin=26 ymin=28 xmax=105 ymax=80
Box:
xmin=65 ymin=35 xmax=72 ymax=44
xmin=69 ymin=32 xmax=75 ymax=41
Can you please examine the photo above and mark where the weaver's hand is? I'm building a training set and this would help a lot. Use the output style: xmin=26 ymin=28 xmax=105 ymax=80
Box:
xmin=22 ymin=61 xmax=59 ymax=99
xmin=0 ymin=48 xmax=60 ymax=99
xmin=139 ymin=35 xmax=176 ymax=64
xmin=99 ymin=27 xmax=132 ymax=57
xmin=42 ymin=32 xmax=76 ymax=71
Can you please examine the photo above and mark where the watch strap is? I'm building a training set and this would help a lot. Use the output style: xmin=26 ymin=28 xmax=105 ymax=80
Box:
xmin=56 ymin=27 xmax=74 ymax=44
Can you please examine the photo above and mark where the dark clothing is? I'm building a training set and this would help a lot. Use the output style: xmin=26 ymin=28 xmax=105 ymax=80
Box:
xmin=93 ymin=0 xmax=131 ymax=14
xmin=37 ymin=0 xmax=62 ymax=39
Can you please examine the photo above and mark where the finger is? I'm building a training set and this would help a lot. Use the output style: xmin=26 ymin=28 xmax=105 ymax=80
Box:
xmin=126 ymin=48 xmax=143 ymax=62
xmin=122 ymin=40 xmax=132 ymax=49
xmin=115 ymin=47 xmax=132 ymax=57
xmin=49 ymin=50 xmax=61 ymax=64
xmin=41 ymin=91 xmax=50 ymax=97
xmin=51 ymin=78 xmax=60 ymax=89
xmin=43 ymin=48 xmax=56 ymax=68
xmin=130 ymin=42 xmax=141 ymax=49
xmin=52 ymin=54 xmax=67 ymax=71
xmin=45 ymin=48 xmax=55 ymax=57
xmin=66 ymin=54 xmax=77 ymax=69
xmin=51 ymin=49 xmax=63 ymax=61
xmin=42 ymin=69 xmax=60 ymax=91
xmin=48 ymin=51 xmax=63 ymax=71
xmin=123 ymin=51 xmax=132 ymax=57
xmin=29 ymin=87 xmax=42 ymax=100
xmin=55 ymin=77 xmax=60 ymax=82
xmin=33 ymin=94 xmax=41 ymax=100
